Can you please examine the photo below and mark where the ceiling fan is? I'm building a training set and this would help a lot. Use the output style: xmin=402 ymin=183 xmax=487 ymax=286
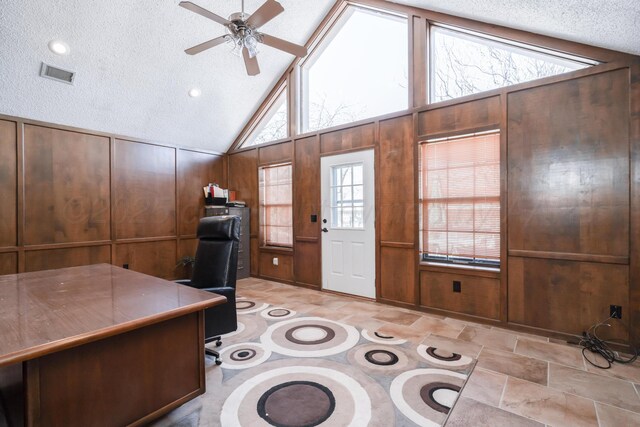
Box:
xmin=179 ymin=0 xmax=308 ymax=76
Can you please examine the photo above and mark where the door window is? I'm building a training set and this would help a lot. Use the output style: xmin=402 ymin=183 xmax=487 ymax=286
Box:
xmin=330 ymin=163 xmax=364 ymax=229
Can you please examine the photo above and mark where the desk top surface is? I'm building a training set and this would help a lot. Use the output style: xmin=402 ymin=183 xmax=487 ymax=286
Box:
xmin=0 ymin=264 xmax=225 ymax=366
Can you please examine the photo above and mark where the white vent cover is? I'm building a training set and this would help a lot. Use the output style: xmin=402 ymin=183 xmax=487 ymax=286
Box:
xmin=40 ymin=62 xmax=75 ymax=85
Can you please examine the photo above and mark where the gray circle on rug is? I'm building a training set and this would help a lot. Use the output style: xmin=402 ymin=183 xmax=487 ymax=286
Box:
xmin=285 ymin=324 xmax=336 ymax=345
xmin=257 ymin=381 xmax=336 ymax=427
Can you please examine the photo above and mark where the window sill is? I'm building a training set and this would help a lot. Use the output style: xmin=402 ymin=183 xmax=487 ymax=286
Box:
xmin=260 ymin=246 xmax=294 ymax=254
xmin=419 ymin=261 xmax=500 ymax=279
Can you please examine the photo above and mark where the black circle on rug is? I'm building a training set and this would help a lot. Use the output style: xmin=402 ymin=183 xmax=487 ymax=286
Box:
xmin=420 ymin=382 xmax=461 ymax=414
xmin=237 ymin=301 xmax=256 ymax=309
xmin=426 ymin=347 xmax=462 ymax=362
xmin=374 ymin=332 xmax=395 ymax=340
xmin=364 ymin=349 xmax=399 ymax=366
xmin=268 ymin=308 xmax=292 ymax=318
xmin=230 ymin=348 xmax=257 ymax=361
xmin=284 ymin=324 xmax=336 ymax=345
xmin=257 ymin=380 xmax=336 ymax=427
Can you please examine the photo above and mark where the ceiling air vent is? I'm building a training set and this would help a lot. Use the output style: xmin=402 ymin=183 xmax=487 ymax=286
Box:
xmin=40 ymin=62 xmax=75 ymax=85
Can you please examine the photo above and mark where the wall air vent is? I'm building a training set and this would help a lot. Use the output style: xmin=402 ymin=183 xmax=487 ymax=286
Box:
xmin=40 ymin=62 xmax=75 ymax=85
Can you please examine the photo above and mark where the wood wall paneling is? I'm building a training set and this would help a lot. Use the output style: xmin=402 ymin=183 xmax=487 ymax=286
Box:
xmin=630 ymin=62 xmax=640 ymax=347
xmin=0 ymin=120 xmax=17 ymax=248
xmin=380 ymin=247 xmax=416 ymax=304
xmin=0 ymin=252 xmax=18 ymax=275
xmin=418 ymin=96 xmax=501 ymax=137
xmin=177 ymin=238 xmax=199 ymax=279
xmin=379 ymin=115 xmax=415 ymax=243
xmin=228 ymin=150 xmax=258 ymax=235
xmin=320 ymin=123 xmax=375 ymax=154
xmin=23 ymin=125 xmax=110 ymax=245
xmin=420 ymin=270 xmax=501 ymax=320
xmin=294 ymin=137 xmax=320 ymax=239
xmin=178 ymin=150 xmax=224 ymax=236
xmin=114 ymin=140 xmax=176 ymax=240
xmin=250 ymin=238 xmax=259 ymax=276
xmin=24 ymin=246 xmax=111 ymax=272
xmin=508 ymin=70 xmax=630 ymax=257
xmin=259 ymin=141 xmax=293 ymax=165
xmin=115 ymin=241 xmax=178 ymax=280
xmin=259 ymin=251 xmax=294 ymax=282
xmin=294 ymin=241 xmax=321 ymax=288
xmin=508 ymin=257 xmax=629 ymax=340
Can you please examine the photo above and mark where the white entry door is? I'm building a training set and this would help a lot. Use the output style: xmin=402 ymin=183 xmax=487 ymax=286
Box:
xmin=321 ymin=149 xmax=375 ymax=298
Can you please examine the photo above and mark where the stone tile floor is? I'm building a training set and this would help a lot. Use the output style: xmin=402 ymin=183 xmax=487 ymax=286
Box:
xmin=238 ymin=277 xmax=640 ymax=427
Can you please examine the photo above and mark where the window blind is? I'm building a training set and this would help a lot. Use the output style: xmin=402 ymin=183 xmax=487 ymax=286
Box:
xmin=259 ymin=163 xmax=293 ymax=247
xmin=420 ymin=132 xmax=500 ymax=265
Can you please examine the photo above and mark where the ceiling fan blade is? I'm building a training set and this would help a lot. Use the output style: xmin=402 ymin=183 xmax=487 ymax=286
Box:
xmin=179 ymin=1 xmax=230 ymax=26
xmin=243 ymin=47 xmax=261 ymax=76
xmin=185 ymin=36 xmax=227 ymax=55
xmin=246 ymin=0 xmax=284 ymax=29
xmin=260 ymin=34 xmax=307 ymax=57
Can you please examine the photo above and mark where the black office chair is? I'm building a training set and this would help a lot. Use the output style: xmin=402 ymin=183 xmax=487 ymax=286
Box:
xmin=176 ymin=215 xmax=241 ymax=365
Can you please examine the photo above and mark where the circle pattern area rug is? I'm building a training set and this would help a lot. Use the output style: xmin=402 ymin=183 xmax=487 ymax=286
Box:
xmin=152 ymin=299 xmax=476 ymax=427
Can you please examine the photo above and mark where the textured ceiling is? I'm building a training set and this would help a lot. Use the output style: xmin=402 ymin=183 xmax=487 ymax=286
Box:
xmin=0 ymin=1 xmax=638 ymax=153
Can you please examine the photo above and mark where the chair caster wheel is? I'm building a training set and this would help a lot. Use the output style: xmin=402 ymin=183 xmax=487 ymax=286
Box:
xmin=215 ymin=359 xmax=222 ymax=366
xmin=216 ymin=341 xmax=222 ymax=347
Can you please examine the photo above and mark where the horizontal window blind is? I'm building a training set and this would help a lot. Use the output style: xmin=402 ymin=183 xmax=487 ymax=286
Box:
xmin=420 ymin=132 xmax=500 ymax=265
xmin=259 ymin=163 xmax=293 ymax=247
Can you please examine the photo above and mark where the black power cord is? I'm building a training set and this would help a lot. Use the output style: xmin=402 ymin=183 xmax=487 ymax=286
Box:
xmin=579 ymin=315 xmax=638 ymax=369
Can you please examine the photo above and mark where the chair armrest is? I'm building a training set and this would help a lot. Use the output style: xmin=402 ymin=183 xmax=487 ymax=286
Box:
xmin=201 ymin=286 xmax=235 ymax=296
xmin=174 ymin=279 xmax=192 ymax=286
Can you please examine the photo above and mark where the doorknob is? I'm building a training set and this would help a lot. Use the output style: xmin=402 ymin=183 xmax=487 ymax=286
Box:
xmin=322 ymin=219 xmax=327 ymax=224
xmin=322 ymin=228 xmax=328 ymax=233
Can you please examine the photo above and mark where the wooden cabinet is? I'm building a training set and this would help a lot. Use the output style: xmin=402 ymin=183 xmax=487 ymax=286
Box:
xmin=204 ymin=206 xmax=250 ymax=279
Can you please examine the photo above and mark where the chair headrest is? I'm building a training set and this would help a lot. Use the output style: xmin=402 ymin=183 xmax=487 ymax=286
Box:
xmin=197 ymin=216 xmax=241 ymax=240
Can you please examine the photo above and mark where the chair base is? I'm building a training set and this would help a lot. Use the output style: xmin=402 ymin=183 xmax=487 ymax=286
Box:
xmin=205 ymin=347 xmax=222 ymax=365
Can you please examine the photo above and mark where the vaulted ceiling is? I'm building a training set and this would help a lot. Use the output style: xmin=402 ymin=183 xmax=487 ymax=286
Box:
xmin=0 ymin=0 xmax=638 ymax=153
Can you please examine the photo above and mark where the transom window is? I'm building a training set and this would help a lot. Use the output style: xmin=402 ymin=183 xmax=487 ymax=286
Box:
xmin=300 ymin=5 xmax=408 ymax=133
xmin=419 ymin=131 xmax=500 ymax=267
xmin=430 ymin=25 xmax=595 ymax=103
xmin=259 ymin=163 xmax=293 ymax=247
xmin=242 ymin=85 xmax=288 ymax=148
xmin=331 ymin=163 xmax=364 ymax=229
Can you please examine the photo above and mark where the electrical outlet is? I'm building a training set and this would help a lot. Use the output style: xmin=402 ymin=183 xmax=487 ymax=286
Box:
xmin=453 ymin=281 xmax=461 ymax=293
xmin=123 ymin=263 xmax=129 ymax=269
xmin=273 ymin=257 xmax=279 ymax=266
xmin=610 ymin=305 xmax=622 ymax=319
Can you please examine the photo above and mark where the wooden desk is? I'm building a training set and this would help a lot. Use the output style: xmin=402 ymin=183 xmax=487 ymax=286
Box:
xmin=0 ymin=264 xmax=226 ymax=426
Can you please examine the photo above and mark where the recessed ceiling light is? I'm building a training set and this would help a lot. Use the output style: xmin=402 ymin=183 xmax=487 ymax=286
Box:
xmin=188 ymin=88 xmax=201 ymax=98
xmin=48 ymin=39 xmax=70 ymax=55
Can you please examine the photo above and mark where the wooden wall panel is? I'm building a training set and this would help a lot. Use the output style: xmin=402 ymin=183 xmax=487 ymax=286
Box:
xmin=379 ymin=115 xmax=415 ymax=243
xmin=114 ymin=140 xmax=176 ymax=240
xmin=418 ymin=96 xmax=500 ymax=137
xmin=24 ymin=246 xmax=111 ymax=272
xmin=228 ymin=150 xmax=258 ymax=236
xmin=508 ymin=70 xmax=630 ymax=258
xmin=420 ymin=270 xmax=500 ymax=320
xmin=0 ymin=120 xmax=17 ymax=248
xmin=176 ymin=238 xmax=198 ymax=279
xmin=508 ymin=257 xmax=629 ymax=340
xmin=320 ymin=124 xmax=375 ymax=154
xmin=259 ymin=142 xmax=293 ymax=165
xmin=0 ymin=252 xmax=17 ymax=275
xmin=23 ymin=125 xmax=110 ymax=245
xmin=250 ymin=238 xmax=259 ymax=276
xmin=380 ymin=247 xmax=415 ymax=304
xmin=178 ymin=150 xmax=224 ymax=237
xmin=294 ymin=137 xmax=320 ymax=239
xmin=259 ymin=251 xmax=294 ymax=282
xmin=115 ymin=241 xmax=177 ymax=280
xmin=294 ymin=241 xmax=321 ymax=288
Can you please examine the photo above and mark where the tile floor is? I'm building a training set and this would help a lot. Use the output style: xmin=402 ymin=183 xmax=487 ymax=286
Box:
xmin=237 ymin=277 xmax=640 ymax=427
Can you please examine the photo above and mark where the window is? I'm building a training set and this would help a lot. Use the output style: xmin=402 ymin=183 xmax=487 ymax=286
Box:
xmin=330 ymin=163 xmax=364 ymax=229
xmin=430 ymin=25 xmax=595 ymax=103
xmin=419 ymin=131 xmax=500 ymax=267
xmin=259 ymin=163 xmax=293 ymax=247
xmin=242 ymin=86 xmax=288 ymax=148
xmin=300 ymin=6 xmax=408 ymax=133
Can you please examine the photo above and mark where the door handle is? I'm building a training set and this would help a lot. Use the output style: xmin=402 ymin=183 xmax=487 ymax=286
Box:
xmin=322 ymin=228 xmax=328 ymax=233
